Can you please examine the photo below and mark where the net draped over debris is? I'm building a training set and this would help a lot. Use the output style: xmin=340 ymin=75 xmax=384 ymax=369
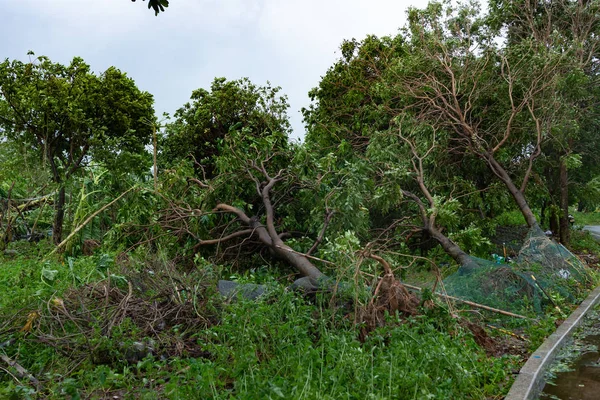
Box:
xmin=442 ymin=226 xmax=594 ymax=315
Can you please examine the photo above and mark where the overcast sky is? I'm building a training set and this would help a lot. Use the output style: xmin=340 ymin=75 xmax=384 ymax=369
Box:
xmin=2 ymin=0 xmax=423 ymax=139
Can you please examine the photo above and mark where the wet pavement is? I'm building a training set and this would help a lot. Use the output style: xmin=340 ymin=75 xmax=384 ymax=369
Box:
xmin=583 ymin=226 xmax=600 ymax=242
xmin=540 ymin=334 xmax=600 ymax=399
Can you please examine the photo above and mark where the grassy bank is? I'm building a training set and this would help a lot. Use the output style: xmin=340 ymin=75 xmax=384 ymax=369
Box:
xmin=0 ymin=247 xmax=520 ymax=399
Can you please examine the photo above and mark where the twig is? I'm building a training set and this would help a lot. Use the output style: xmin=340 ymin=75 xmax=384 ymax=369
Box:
xmin=194 ymin=229 xmax=255 ymax=248
xmin=364 ymin=252 xmax=394 ymax=276
xmin=187 ymin=177 xmax=211 ymax=189
xmin=307 ymin=209 xmax=334 ymax=256
xmin=486 ymin=324 xmax=528 ymax=341
xmin=0 ymin=354 xmax=41 ymax=390
xmin=530 ymin=274 xmax=562 ymax=314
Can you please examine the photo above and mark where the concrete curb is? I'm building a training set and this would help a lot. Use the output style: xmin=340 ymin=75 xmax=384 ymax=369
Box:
xmin=504 ymin=285 xmax=600 ymax=400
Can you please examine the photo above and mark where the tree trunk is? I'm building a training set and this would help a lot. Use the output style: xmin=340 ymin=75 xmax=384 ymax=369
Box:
xmin=247 ymin=217 xmax=324 ymax=279
xmin=427 ymin=226 xmax=479 ymax=269
xmin=487 ymin=155 xmax=539 ymax=228
xmin=559 ymin=159 xmax=570 ymax=245
xmin=208 ymin=204 xmax=325 ymax=280
xmin=271 ymin=241 xmax=324 ymax=279
xmin=540 ymin=200 xmax=546 ymax=228
xmin=53 ymin=186 xmax=65 ymax=245
xmin=549 ymin=208 xmax=559 ymax=236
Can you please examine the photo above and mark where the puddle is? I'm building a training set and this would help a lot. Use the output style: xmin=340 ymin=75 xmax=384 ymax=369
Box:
xmin=540 ymin=334 xmax=600 ymax=399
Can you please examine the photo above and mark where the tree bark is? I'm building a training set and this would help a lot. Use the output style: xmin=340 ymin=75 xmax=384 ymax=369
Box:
xmin=208 ymin=203 xmax=325 ymax=280
xmin=559 ymin=158 xmax=570 ymax=245
xmin=487 ymin=154 xmax=539 ymax=228
xmin=540 ymin=200 xmax=547 ymax=228
xmin=52 ymin=186 xmax=65 ymax=245
xmin=549 ymin=208 xmax=559 ymax=235
xmin=402 ymin=190 xmax=478 ymax=269
xmin=427 ymin=226 xmax=479 ymax=269
xmin=247 ymin=215 xmax=324 ymax=279
xmin=272 ymin=242 xmax=325 ymax=279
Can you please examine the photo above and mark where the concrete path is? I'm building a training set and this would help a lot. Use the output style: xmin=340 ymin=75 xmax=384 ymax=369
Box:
xmin=583 ymin=225 xmax=600 ymax=241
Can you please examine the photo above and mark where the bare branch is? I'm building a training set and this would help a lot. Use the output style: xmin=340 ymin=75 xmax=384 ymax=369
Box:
xmin=214 ymin=203 xmax=252 ymax=225
xmin=187 ymin=177 xmax=211 ymax=189
xmin=195 ymin=229 xmax=254 ymax=247
xmin=307 ymin=209 xmax=335 ymax=256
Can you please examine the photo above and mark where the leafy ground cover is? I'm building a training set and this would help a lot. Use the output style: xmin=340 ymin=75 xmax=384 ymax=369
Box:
xmin=0 ymin=244 xmax=525 ymax=400
xmin=2 ymin=226 xmax=599 ymax=399
xmin=572 ymin=210 xmax=600 ymax=226
xmin=1 ymin=217 xmax=599 ymax=399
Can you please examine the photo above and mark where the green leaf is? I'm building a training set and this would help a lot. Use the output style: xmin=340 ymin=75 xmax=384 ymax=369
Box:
xmin=563 ymin=153 xmax=582 ymax=170
xmin=41 ymin=268 xmax=59 ymax=282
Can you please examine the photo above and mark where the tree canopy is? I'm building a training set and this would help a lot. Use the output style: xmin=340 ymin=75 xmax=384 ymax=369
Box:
xmin=0 ymin=54 xmax=155 ymax=243
xmin=160 ymin=77 xmax=290 ymax=180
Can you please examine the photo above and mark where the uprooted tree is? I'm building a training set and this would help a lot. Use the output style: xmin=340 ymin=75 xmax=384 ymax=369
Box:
xmin=197 ymin=133 xmax=324 ymax=280
xmin=369 ymin=118 xmax=480 ymax=269
xmin=303 ymin=16 xmax=497 ymax=262
xmin=394 ymin=1 xmax=569 ymax=231
xmin=305 ymin=0 xmax=600 ymax=251
xmin=398 ymin=0 xmax=600 ymax=244
xmin=158 ymin=129 xmax=330 ymax=282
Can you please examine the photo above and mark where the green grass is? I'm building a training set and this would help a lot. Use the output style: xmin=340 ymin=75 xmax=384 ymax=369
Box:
xmin=572 ymin=209 xmax=600 ymax=226
xmin=9 ymin=293 xmax=515 ymax=399
xmin=12 ymin=228 xmax=600 ymax=400
xmin=0 ymin=249 xmax=518 ymax=400
xmin=8 ymin=222 xmax=600 ymax=400
xmin=569 ymin=229 xmax=600 ymax=254
xmin=493 ymin=210 xmax=529 ymax=226
xmin=163 ymin=294 xmax=516 ymax=399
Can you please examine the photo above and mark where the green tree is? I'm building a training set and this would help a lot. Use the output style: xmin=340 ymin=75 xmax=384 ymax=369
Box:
xmin=0 ymin=54 xmax=155 ymax=244
xmin=303 ymin=35 xmax=407 ymax=153
xmin=308 ymin=1 xmax=589 ymax=234
xmin=395 ymin=1 xmax=574 ymax=230
xmin=488 ymin=0 xmax=600 ymax=243
xmin=161 ymin=77 xmax=290 ymax=180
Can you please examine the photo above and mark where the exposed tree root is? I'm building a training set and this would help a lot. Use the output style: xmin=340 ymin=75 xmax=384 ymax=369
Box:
xmin=356 ymin=252 xmax=420 ymax=338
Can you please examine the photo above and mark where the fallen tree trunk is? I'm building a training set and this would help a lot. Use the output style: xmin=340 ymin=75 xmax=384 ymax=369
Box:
xmin=398 ymin=129 xmax=479 ymax=269
xmin=428 ymin=227 xmax=479 ymax=269
xmin=196 ymin=164 xmax=325 ymax=280
xmin=211 ymin=203 xmax=324 ymax=279
xmin=486 ymin=154 xmax=539 ymax=229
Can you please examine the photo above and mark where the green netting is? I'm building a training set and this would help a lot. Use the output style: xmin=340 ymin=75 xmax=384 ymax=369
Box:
xmin=441 ymin=226 xmax=594 ymax=316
